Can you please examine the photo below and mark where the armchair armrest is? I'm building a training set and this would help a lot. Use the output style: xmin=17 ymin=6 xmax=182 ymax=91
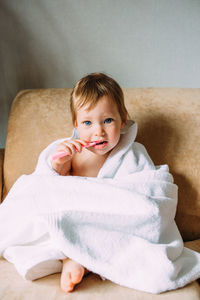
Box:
xmin=184 ymin=239 xmax=200 ymax=253
xmin=0 ymin=148 xmax=4 ymax=202
xmin=185 ymin=239 xmax=200 ymax=284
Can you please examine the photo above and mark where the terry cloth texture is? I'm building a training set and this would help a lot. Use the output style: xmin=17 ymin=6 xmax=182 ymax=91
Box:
xmin=0 ymin=121 xmax=200 ymax=294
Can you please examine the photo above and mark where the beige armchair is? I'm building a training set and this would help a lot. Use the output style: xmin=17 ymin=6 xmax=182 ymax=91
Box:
xmin=0 ymin=88 xmax=200 ymax=299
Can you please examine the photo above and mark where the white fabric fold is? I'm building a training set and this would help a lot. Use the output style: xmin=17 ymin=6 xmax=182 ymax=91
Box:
xmin=0 ymin=121 xmax=200 ymax=294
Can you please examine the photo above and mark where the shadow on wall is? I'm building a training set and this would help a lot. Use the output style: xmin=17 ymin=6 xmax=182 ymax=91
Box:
xmin=0 ymin=2 xmax=45 ymax=101
xmin=0 ymin=1 xmax=74 ymax=147
xmin=0 ymin=2 xmax=44 ymax=147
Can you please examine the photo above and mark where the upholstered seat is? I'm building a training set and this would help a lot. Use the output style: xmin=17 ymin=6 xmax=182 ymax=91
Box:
xmin=1 ymin=88 xmax=200 ymax=299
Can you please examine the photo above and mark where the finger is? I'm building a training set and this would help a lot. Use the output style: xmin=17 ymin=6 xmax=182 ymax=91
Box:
xmin=69 ymin=140 xmax=85 ymax=152
xmin=51 ymin=145 xmax=73 ymax=162
xmin=64 ymin=140 xmax=86 ymax=153
xmin=62 ymin=142 xmax=78 ymax=156
xmin=76 ymin=139 xmax=88 ymax=147
xmin=62 ymin=139 xmax=87 ymax=147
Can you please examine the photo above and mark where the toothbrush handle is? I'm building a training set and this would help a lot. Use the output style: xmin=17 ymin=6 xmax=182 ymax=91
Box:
xmin=51 ymin=151 xmax=68 ymax=160
xmin=51 ymin=141 xmax=97 ymax=161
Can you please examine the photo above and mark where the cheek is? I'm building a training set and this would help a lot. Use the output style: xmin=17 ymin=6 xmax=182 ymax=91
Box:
xmin=76 ymin=126 xmax=90 ymax=139
xmin=109 ymin=126 xmax=121 ymax=141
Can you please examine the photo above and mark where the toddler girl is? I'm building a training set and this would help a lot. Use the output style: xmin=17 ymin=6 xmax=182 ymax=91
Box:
xmin=51 ymin=72 xmax=129 ymax=292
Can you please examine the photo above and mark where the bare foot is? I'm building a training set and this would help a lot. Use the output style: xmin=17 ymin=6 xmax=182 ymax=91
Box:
xmin=60 ymin=258 xmax=89 ymax=293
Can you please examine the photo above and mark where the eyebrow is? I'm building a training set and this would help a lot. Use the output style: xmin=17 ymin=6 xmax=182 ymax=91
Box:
xmin=80 ymin=114 xmax=114 ymax=119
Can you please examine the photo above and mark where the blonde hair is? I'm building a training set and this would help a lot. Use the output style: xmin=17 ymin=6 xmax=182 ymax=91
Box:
xmin=70 ymin=72 xmax=129 ymax=125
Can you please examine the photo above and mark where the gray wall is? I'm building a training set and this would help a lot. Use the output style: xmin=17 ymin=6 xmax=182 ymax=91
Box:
xmin=1 ymin=0 xmax=200 ymax=148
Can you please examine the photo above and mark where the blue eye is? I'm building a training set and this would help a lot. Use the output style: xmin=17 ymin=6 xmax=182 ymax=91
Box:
xmin=104 ymin=118 xmax=113 ymax=124
xmin=83 ymin=121 xmax=91 ymax=126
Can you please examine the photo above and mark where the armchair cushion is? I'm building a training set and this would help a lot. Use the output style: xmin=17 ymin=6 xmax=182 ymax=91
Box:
xmin=0 ymin=257 xmax=200 ymax=300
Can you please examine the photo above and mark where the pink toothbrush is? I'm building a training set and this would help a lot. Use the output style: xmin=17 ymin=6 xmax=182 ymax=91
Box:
xmin=51 ymin=141 xmax=97 ymax=161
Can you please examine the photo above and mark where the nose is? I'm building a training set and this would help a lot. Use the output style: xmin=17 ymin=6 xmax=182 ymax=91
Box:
xmin=94 ymin=123 xmax=105 ymax=136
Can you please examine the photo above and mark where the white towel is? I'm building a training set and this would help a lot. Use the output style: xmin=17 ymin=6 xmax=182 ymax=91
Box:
xmin=0 ymin=121 xmax=200 ymax=294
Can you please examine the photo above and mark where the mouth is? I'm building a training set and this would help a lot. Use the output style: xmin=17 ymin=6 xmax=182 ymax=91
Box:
xmin=95 ymin=141 xmax=107 ymax=145
xmin=93 ymin=140 xmax=108 ymax=149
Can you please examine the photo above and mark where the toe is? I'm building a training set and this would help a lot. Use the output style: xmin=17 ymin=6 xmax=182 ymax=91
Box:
xmin=65 ymin=284 xmax=74 ymax=292
xmin=71 ymin=267 xmax=85 ymax=284
xmin=61 ymin=272 xmax=75 ymax=293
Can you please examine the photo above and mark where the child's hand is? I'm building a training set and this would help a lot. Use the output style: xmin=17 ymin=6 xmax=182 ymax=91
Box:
xmin=50 ymin=139 xmax=88 ymax=175
xmin=53 ymin=139 xmax=87 ymax=164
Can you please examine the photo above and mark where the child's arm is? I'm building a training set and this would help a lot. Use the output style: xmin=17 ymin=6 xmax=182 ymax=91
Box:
xmin=50 ymin=139 xmax=88 ymax=176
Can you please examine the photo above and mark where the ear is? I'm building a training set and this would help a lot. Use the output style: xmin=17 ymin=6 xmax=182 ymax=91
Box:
xmin=120 ymin=121 xmax=126 ymax=129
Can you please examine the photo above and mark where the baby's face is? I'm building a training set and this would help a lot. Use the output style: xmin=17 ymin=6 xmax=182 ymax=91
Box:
xmin=75 ymin=96 xmax=125 ymax=156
